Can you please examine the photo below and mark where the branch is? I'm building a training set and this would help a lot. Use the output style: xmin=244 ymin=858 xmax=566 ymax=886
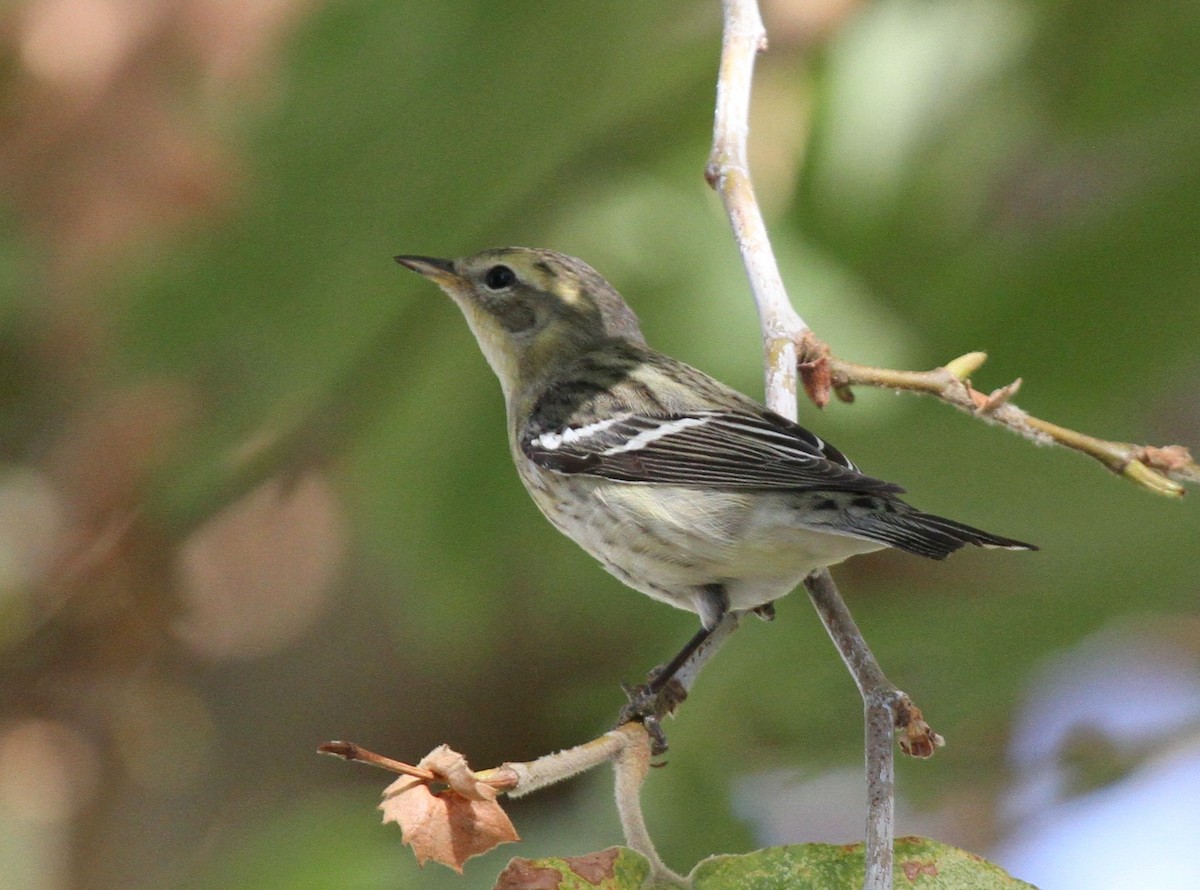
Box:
xmin=705 ymin=0 xmax=807 ymax=412
xmin=702 ymin=14 xmax=1196 ymax=502
xmin=320 ymin=725 xmax=686 ymax=885
xmin=704 ymin=0 xmax=1198 ymax=884
xmin=706 ymin=3 xmax=931 ymax=889
xmin=814 ymin=351 xmax=1200 ymax=498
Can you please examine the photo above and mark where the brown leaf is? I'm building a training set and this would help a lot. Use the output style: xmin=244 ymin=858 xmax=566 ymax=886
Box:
xmin=420 ymin=744 xmax=497 ymax=801
xmin=379 ymin=745 xmax=519 ymax=872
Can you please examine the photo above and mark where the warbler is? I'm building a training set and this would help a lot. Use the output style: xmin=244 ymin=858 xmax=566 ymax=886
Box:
xmin=396 ymin=248 xmax=1034 ymax=634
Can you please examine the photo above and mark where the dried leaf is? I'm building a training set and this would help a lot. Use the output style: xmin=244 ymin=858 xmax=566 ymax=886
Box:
xmin=420 ymin=744 xmax=497 ymax=800
xmin=379 ymin=745 xmax=519 ymax=872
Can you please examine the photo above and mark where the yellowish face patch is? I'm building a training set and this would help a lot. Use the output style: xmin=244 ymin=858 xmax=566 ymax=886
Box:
xmin=554 ymin=278 xmax=585 ymax=306
xmin=516 ymin=257 xmax=584 ymax=307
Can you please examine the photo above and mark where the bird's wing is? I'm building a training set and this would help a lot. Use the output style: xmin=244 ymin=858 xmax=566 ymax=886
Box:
xmin=520 ymin=409 xmax=904 ymax=494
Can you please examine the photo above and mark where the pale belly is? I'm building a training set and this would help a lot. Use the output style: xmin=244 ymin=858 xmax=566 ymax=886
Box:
xmin=532 ymin=477 xmax=884 ymax=616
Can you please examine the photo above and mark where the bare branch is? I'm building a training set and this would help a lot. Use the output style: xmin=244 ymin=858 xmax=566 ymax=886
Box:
xmin=323 ymin=725 xmax=685 ymax=884
xmin=705 ymin=5 xmax=1195 ymax=886
xmin=820 ymin=353 xmax=1199 ymax=497
xmin=703 ymin=7 xmax=1196 ymax=503
xmin=706 ymin=0 xmax=807 ymax=413
xmin=706 ymin=3 xmax=935 ymax=888
xmin=499 ymin=721 xmax=685 ymax=884
xmin=610 ymin=724 xmax=689 ymax=887
xmin=319 ymin=741 xmax=441 ymax=782
xmin=497 ymin=727 xmax=637 ymax=799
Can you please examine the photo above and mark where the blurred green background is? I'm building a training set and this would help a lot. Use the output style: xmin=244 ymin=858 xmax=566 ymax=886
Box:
xmin=1 ymin=1 xmax=1197 ymax=888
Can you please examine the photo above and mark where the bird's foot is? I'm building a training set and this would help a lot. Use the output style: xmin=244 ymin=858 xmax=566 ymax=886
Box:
xmin=617 ymin=666 xmax=689 ymax=756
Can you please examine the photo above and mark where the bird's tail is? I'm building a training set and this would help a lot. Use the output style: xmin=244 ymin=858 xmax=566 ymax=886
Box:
xmin=854 ymin=507 xmax=1036 ymax=559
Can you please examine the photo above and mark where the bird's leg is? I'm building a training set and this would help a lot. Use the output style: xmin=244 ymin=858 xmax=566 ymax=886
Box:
xmin=618 ymin=626 xmax=709 ymax=755
xmin=617 ymin=606 xmax=742 ymax=755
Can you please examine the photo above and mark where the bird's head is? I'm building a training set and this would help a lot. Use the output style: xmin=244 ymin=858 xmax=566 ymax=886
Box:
xmin=396 ymin=248 xmax=645 ymax=399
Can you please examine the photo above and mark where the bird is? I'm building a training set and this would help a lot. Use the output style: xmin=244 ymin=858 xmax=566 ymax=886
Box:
xmin=396 ymin=248 xmax=1034 ymax=729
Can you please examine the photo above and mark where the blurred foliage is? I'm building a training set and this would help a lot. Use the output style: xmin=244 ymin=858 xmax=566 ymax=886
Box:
xmin=0 ymin=1 xmax=1197 ymax=888
xmin=496 ymin=838 xmax=1036 ymax=889
xmin=691 ymin=837 xmax=1037 ymax=888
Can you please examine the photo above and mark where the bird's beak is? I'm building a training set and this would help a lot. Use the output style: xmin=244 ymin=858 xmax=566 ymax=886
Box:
xmin=394 ymin=255 xmax=463 ymax=288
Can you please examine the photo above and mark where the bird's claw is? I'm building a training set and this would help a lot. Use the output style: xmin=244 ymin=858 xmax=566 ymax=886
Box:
xmin=617 ymin=670 xmax=689 ymax=756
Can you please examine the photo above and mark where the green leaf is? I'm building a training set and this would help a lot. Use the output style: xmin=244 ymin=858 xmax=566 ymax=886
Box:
xmin=497 ymin=839 xmax=1038 ymax=889
xmin=693 ymin=838 xmax=1036 ymax=889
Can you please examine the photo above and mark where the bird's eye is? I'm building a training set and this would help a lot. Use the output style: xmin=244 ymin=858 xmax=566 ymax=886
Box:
xmin=484 ymin=265 xmax=517 ymax=290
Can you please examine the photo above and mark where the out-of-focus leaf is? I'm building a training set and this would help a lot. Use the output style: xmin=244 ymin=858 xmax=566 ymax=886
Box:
xmin=500 ymin=839 xmax=1036 ymax=889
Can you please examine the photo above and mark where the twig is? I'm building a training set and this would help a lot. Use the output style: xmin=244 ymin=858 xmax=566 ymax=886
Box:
xmin=706 ymin=0 xmax=1195 ymax=885
xmin=323 ymin=726 xmax=685 ymax=885
xmin=706 ymin=2 xmax=932 ymax=888
xmin=700 ymin=3 xmax=1196 ymax=504
xmin=504 ymin=726 xmax=686 ymax=884
xmin=803 ymin=572 xmax=944 ymax=890
xmin=705 ymin=0 xmax=808 ymax=407
xmin=495 ymin=728 xmax=636 ymax=799
xmin=797 ymin=571 xmax=896 ymax=890
xmin=609 ymin=724 xmax=689 ymax=887
xmin=818 ymin=353 xmax=1199 ymax=497
xmin=319 ymin=741 xmax=445 ymax=784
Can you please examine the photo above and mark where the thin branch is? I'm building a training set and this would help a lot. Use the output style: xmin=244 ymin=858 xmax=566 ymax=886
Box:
xmin=816 ymin=352 xmax=1199 ymax=498
xmin=500 ymin=725 xmax=684 ymax=883
xmin=495 ymin=727 xmax=636 ymax=799
xmin=609 ymin=725 xmax=689 ymax=887
xmin=322 ymin=725 xmax=685 ymax=885
xmin=798 ymin=570 xmax=898 ymax=890
xmin=706 ymin=3 xmax=931 ymax=889
xmin=707 ymin=0 xmax=1195 ymax=883
xmin=705 ymin=0 xmax=808 ymax=410
xmin=703 ymin=10 xmax=1196 ymax=504
xmin=318 ymin=740 xmax=440 ymax=782
xmin=803 ymin=571 xmax=945 ymax=890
